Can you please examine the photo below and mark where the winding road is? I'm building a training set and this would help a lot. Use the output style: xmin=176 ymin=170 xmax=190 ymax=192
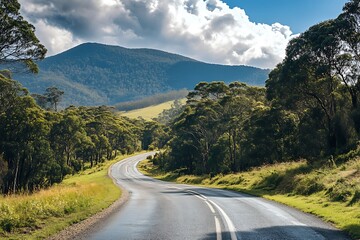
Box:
xmin=84 ymin=152 xmax=350 ymax=240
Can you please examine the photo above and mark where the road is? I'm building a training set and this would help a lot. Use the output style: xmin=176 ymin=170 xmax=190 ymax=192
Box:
xmin=84 ymin=152 xmax=351 ymax=240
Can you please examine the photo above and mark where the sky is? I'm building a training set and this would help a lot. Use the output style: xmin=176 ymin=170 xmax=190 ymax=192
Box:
xmin=19 ymin=0 xmax=349 ymax=69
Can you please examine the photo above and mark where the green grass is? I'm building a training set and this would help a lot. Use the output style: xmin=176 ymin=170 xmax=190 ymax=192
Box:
xmin=0 ymin=154 xmax=132 ymax=240
xmin=138 ymin=158 xmax=360 ymax=239
xmin=120 ymin=99 xmax=185 ymax=120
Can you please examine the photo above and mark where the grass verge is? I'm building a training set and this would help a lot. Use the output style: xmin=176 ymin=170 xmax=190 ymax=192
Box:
xmin=138 ymin=158 xmax=360 ymax=239
xmin=0 ymin=154 xmax=130 ymax=240
xmin=120 ymin=99 xmax=186 ymax=120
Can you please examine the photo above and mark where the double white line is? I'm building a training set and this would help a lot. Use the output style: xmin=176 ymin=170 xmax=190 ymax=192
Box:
xmin=173 ymin=187 xmax=238 ymax=240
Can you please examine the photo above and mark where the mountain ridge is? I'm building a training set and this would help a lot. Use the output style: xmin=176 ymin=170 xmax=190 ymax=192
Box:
xmin=14 ymin=42 xmax=270 ymax=107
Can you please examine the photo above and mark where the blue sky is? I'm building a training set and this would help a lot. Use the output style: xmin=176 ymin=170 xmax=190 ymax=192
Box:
xmin=224 ymin=0 xmax=348 ymax=33
xmin=20 ymin=0 xmax=350 ymax=68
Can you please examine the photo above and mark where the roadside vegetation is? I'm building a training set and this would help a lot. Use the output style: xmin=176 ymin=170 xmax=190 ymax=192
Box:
xmin=0 ymin=154 xmax=135 ymax=239
xmin=150 ymin=0 xmax=360 ymax=199
xmin=139 ymin=154 xmax=360 ymax=239
xmin=143 ymin=2 xmax=360 ymax=239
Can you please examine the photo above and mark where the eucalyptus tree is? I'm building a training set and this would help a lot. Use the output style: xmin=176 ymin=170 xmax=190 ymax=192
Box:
xmin=335 ymin=0 xmax=360 ymax=109
xmin=0 ymin=0 xmax=46 ymax=73
xmin=0 ymin=94 xmax=56 ymax=193
xmin=0 ymin=71 xmax=27 ymax=114
xmin=45 ymin=87 xmax=64 ymax=111
xmin=266 ymin=19 xmax=347 ymax=154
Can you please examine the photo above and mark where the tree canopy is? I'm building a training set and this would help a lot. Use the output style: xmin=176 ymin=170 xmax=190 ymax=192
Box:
xmin=0 ymin=72 xmax=166 ymax=194
xmin=0 ymin=0 xmax=46 ymax=73
xmin=153 ymin=0 xmax=360 ymax=175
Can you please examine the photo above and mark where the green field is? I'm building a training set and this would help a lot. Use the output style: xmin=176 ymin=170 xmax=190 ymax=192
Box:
xmin=0 ymin=154 xmax=134 ymax=240
xmin=120 ymin=99 xmax=185 ymax=120
xmin=139 ymin=157 xmax=360 ymax=239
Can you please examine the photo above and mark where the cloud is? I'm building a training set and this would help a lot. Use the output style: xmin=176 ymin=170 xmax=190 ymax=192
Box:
xmin=19 ymin=0 xmax=295 ymax=68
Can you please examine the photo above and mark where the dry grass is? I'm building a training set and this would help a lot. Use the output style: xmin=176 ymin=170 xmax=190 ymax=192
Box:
xmin=0 ymin=155 xmax=131 ymax=239
xmin=120 ymin=99 xmax=185 ymax=120
xmin=138 ymin=158 xmax=360 ymax=239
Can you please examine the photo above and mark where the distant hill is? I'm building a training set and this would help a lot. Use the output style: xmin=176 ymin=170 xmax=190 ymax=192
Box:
xmin=13 ymin=43 xmax=270 ymax=106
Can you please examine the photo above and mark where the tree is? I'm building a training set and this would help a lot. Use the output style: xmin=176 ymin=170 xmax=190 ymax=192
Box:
xmin=0 ymin=71 xmax=27 ymax=115
xmin=50 ymin=112 xmax=87 ymax=175
xmin=335 ymin=0 xmax=360 ymax=109
xmin=0 ymin=95 xmax=57 ymax=193
xmin=0 ymin=0 xmax=47 ymax=73
xmin=157 ymin=99 xmax=185 ymax=125
xmin=266 ymin=20 xmax=346 ymax=154
xmin=0 ymin=154 xmax=8 ymax=192
xmin=45 ymin=87 xmax=64 ymax=111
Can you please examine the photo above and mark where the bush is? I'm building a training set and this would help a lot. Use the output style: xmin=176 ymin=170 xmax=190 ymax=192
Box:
xmin=326 ymin=180 xmax=352 ymax=202
xmin=0 ymin=216 xmax=19 ymax=233
xmin=294 ymin=175 xmax=325 ymax=195
xmin=348 ymin=188 xmax=360 ymax=206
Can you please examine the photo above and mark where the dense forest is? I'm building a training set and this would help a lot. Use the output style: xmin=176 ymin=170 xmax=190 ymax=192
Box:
xmin=14 ymin=42 xmax=269 ymax=107
xmin=153 ymin=0 xmax=360 ymax=175
xmin=0 ymin=1 xmax=168 ymax=194
xmin=0 ymin=71 xmax=168 ymax=194
xmin=2 ymin=0 xmax=360 ymax=194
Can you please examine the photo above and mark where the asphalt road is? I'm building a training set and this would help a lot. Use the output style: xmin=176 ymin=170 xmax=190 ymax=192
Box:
xmin=84 ymin=152 xmax=351 ymax=240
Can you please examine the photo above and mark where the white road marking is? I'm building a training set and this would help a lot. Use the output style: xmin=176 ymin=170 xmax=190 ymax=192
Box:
xmin=205 ymin=200 xmax=216 ymax=214
xmin=124 ymin=155 xmax=236 ymax=240
xmin=215 ymin=216 xmax=222 ymax=240
xmin=208 ymin=199 xmax=238 ymax=240
xmin=185 ymin=189 xmax=237 ymax=240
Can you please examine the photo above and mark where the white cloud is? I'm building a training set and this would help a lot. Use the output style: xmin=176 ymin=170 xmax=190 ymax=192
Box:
xmin=32 ymin=20 xmax=83 ymax=56
xmin=19 ymin=0 xmax=295 ymax=68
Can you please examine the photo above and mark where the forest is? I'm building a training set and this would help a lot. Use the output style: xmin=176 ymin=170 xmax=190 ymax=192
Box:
xmin=1 ymin=0 xmax=360 ymax=195
xmin=0 ymin=1 xmax=171 ymax=194
xmin=13 ymin=42 xmax=269 ymax=107
xmin=0 ymin=70 xmax=168 ymax=194
xmin=153 ymin=0 xmax=360 ymax=175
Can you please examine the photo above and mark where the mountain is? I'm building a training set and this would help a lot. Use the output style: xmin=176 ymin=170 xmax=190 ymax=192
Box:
xmin=14 ymin=43 xmax=270 ymax=106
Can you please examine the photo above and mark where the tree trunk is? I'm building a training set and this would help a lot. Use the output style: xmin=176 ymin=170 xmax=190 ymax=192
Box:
xmin=13 ymin=154 xmax=20 ymax=194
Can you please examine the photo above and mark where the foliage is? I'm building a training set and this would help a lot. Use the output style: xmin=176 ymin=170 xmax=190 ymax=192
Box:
xmin=32 ymin=86 xmax=64 ymax=111
xmin=0 ymin=73 xmax=163 ymax=194
xmin=156 ymin=99 xmax=186 ymax=125
xmin=153 ymin=0 xmax=360 ymax=177
xmin=154 ymin=81 xmax=302 ymax=174
xmin=139 ymin=157 xmax=360 ymax=238
xmin=13 ymin=43 xmax=269 ymax=107
xmin=0 ymin=154 xmax=129 ymax=239
xmin=266 ymin=0 xmax=360 ymax=156
xmin=0 ymin=0 xmax=46 ymax=73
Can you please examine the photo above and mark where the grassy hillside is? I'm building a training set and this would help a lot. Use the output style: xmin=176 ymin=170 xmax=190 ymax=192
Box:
xmin=0 ymin=154 xmax=134 ymax=239
xmin=13 ymin=43 xmax=269 ymax=107
xmin=115 ymin=89 xmax=188 ymax=111
xmin=139 ymin=156 xmax=360 ymax=239
xmin=120 ymin=99 xmax=186 ymax=120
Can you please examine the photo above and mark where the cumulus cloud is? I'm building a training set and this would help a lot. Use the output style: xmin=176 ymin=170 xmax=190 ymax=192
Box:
xmin=19 ymin=0 xmax=295 ymax=68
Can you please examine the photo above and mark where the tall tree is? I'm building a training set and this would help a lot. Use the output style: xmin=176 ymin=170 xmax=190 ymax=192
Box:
xmin=0 ymin=71 xmax=27 ymax=115
xmin=266 ymin=20 xmax=345 ymax=153
xmin=45 ymin=87 xmax=64 ymax=111
xmin=335 ymin=0 xmax=360 ymax=109
xmin=0 ymin=0 xmax=47 ymax=73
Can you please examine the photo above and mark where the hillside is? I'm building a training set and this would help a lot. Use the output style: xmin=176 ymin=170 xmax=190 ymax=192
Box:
xmin=120 ymin=99 xmax=186 ymax=121
xmin=13 ymin=43 xmax=269 ymax=107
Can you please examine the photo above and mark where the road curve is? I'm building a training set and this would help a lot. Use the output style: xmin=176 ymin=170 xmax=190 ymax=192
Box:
xmin=83 ymin=152 xmax=351 ymax=240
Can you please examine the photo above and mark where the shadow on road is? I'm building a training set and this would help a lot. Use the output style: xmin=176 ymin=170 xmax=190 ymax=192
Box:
xmin=201 ymin=225 xmax=353 ymax=240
